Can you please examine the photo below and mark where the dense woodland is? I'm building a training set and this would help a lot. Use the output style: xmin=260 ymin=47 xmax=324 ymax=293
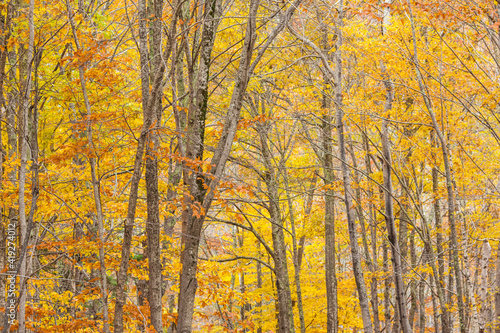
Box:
xmin=1 ymin=0 xmax=500 ymax=332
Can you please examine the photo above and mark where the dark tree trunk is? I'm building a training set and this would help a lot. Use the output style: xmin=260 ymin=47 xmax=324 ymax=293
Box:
xmin=383 ymin=240 xmax=391 ymax=332
xmin=0 ymin=2 xmax=12 ymax=329
xmin=113 ymin=3 xmax=178 ymax=329
xmin=144 ymin=0 xmax=164 ymax=329
xmin=175 ymin=0 xmax=303 ymax=331
xmin=323 ymin=111 xmax=338 ymax=333
xmin=257 ymin=245 xmax=263 ymax=333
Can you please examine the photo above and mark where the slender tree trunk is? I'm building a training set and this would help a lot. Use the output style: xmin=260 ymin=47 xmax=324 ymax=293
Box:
xmin=322 ymin=74 xmax=338 ymax=333
xmin=333 ymin=2 xmax=373 ymax=329
xmin=380 ymin=3 xmax=412 ymax=331
xmin=430 ymin=271 xmax=441 ymax=333
xmin=18 ymin=0 xmax=34 ymax=328
xmin=409 ymin=230 xmax=417 ymax=329
xmin=323 ymin=114 xmax=338 ymax=333
xmin=348 ymin=138 xmax=372 ymax=273
xmin=399 ymin=202 xmax=409 ymax=277
xmin=380 ymin=79 xmax=412 ymax=333
xmin=257 ymin=242 xmax=263 ymax=333
xmin=143 ymin=0 xmax=164 ymax=329
xmin=495 ymin=241 xmax=500 ymax=333
xmin=422 ymin=206 xmax=447 ymax=332
xmin=480 ymin=241 xmax=492 ymax=333
xmin=267 ymin=183 xmax=294 ymax=333
xmin=488 ymin=270 xmax=493 ymax=333
xmin=257 ymin=114 xmax=295 ymax=332
xmin=290 ymin=1 xmax=374 ymax=329
xmin=6 ymin=41 xmax=16 ymax=158
xmin=317 ymin=21 xmax=339 ymax=333
xmin=0 ymin=2 xmax=12 ymax=329
xmin=145 ymin=147 xmax=163 ymax=332
xmin=418 ymin=263 xmax=427 ymax=333
xmin=297 ymin=174 xmax=316 ymax=269
xmin=431 ymin=130 xmax=451 ymax=333
xmin=408 ymin=4 xmax=466 ymax=331
xmin=464 ymin=230 xmax=477 ymax=333
xmin=492 ymin=7 xmax=500 ymax=332
xmin=165 ymin=15 xmax=187 ymax=332
xmin=350 ymin=135 xmax=383 ymax=333
xmin=283 ymin=167 xmax=305 ymax=333
xmin=66 ymin=2 xmax=111 ymax=330
xmin=113 ymin=1 xmax=178 ymax=330
xmin=383 ymin=240 xmax=391 ymax=332
xmin=447 ymin=251 xmax=455 ymax=331
xmin=363 ymin=135 xmax=381 ymax=333
xmin=369 ymin=235 xmax=381 ymax=333
xmin=175 ymin=1 xmax=303 ymax=330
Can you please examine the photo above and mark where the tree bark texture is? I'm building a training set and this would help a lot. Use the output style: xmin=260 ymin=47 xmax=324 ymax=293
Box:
xmin=144 ymin=0 xmax=164 ymax=329
xmin=113 ymin=1 xmax=179 ymax=329
xmin=323 ymin=107 xmax=338 ymax=333
xmin=175 ymin=0 xmax=304 ymax=331
xmin=18 ymin=0 xmax=35 ymax=329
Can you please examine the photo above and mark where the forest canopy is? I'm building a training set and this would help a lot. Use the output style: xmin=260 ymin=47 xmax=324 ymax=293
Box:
xmin=1 ymin=0 xmax=500 ymax=332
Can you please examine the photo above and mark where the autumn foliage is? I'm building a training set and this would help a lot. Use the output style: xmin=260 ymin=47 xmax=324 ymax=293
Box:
xmin=1 ymin=0 xmax=500 ymax=332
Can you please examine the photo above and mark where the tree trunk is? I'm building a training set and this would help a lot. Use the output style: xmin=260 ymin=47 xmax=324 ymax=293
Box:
xmin=176 ymin=0 xmax=303 ymax=330
xmin=334 ymin=5 xmax=373 ymax=328
xmin=418 ymin=267 xmax=426 ymax=333
xmin=407 ymin=4 xmax=466 ymax=332
xmin=316 ymin=21 xmax=339 ymax=333
xmin=267 ymin=182 xmax=294 ymax=333
xmin=363 ymin=135 xmax=381 ymax=333
xmin=495 ymin=241 xmax=500 ymax=333
xmin=383 ymin=239 xmax=391 ymax=332
xmin=480 ymin=241 xmax=492 ymax=333
xmin=380 ymin=3 xmax=412 ymax=332
xmin=256 ymin=111 xmax=295 ymax=332
xmin=18 ymin=0 xmax=34 ymax=328
xmin=380 ymin=77 xmax=412 ymax=333
xmin=0 ymin=1 xmax=12 ymax=329
xmin=409 ymin=230 xmax=417 ymax=329
xmin=176 ymin=1 xmax=222 ymax=331
xmin=321 ymin=68 xmax=338 ymax=333
xmin=430 ymin=271 xmax=441 ymax=333
xmin=143 ymin=0 xmax=164 ymax=329
xmin=290 ymin=4 xmax=373 ymax=330
xmin=112 ymin=0 xmax=179 ymax=329
xmin=431 ymin=130 xmax=451 ymax=333
xmin=66 ymin=2 xmax=111 ymax=329
xmin=297 ymin=174 xmax=316 ymax=270
xmin=257 ymin=242 xmax=263 ymax=333
xmin=283 ymin=167 xmax=305 ymax=333
xmin=323 ymin=111 xmax=338 ymax=333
